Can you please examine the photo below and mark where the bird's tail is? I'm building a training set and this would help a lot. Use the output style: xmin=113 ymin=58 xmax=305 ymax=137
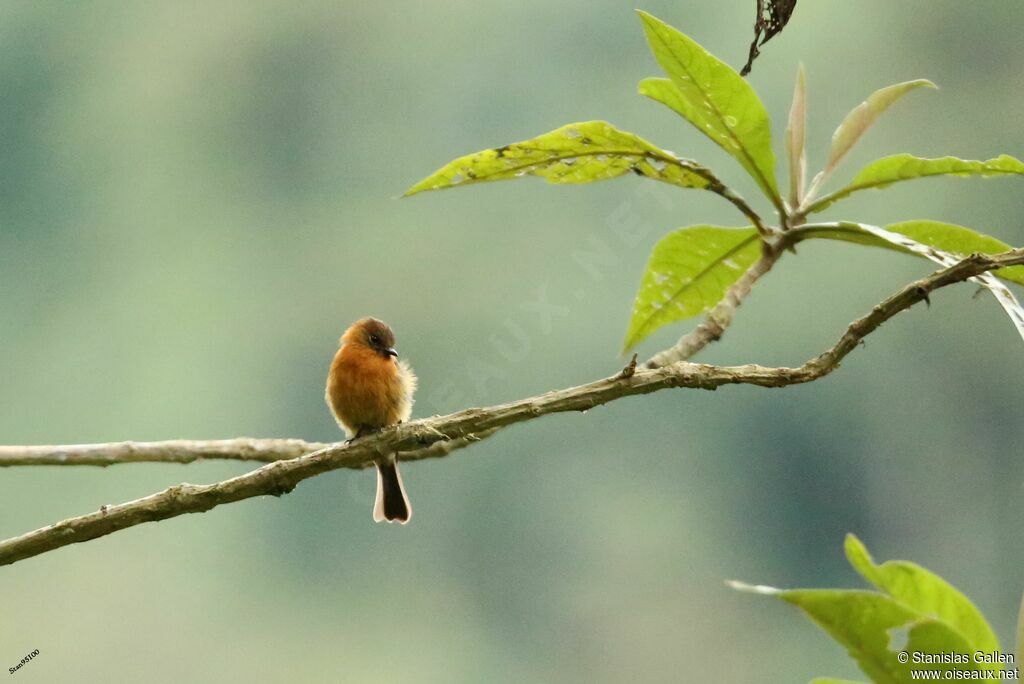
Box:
xmin=373 ymin=458 xmax=411 ymax=524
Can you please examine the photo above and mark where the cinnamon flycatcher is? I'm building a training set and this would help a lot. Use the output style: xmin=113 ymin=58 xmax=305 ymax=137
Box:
xmin=325 ymin=317 xmax=417 ymax=523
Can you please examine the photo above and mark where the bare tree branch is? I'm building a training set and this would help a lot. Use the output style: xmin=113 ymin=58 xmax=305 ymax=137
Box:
xmin=0 ymin=438 xmax=327 ymax=467
xmin=0 ymin=429 xmax=497 ymax=566
xmin=1 ymin=249 xmax=1021 ymax=566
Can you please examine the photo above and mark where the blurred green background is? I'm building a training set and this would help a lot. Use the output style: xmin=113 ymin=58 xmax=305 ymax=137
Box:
xmin=1 ymin=1 xmax=1022 ymax=681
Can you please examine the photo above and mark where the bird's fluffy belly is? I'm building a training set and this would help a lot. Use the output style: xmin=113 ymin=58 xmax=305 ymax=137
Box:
xmin=326 ymin=346 xmax=413 ymax=435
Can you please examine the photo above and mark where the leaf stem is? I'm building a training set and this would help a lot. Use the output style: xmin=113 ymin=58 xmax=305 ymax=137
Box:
xmin=644 ymin=150 xmax=774 ymax=238
xmin=710 ymin=183 xmax=774 ymax=238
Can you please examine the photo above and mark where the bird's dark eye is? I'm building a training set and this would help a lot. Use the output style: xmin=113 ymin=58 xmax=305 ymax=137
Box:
xmin=369 ymin=335 xmax=380 ymax=344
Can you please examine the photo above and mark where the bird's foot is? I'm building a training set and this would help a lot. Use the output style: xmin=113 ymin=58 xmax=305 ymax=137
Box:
xmin=348 ymin=426 xmax=383 ymax=443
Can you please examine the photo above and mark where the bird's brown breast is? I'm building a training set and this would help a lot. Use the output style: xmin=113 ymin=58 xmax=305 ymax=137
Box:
xmin=326 ymin=343 xmax=410 ymax=435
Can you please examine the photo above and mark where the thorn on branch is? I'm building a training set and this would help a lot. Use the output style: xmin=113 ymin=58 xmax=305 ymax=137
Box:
xmin=916 ymin=286 xmax=931 ymax=308
xmin=616 ymin=354 xmax=638 ymax=380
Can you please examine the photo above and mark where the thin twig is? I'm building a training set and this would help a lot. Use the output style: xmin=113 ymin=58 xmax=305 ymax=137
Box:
xmin=1 ymin=249 xmax=1021 ymax=567
xmin=644 ymin=240 xmax=786 ymax=368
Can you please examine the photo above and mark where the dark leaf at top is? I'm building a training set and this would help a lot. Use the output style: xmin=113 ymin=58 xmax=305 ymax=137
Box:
xmin=741 ymin=0 xmax=798 ymax=76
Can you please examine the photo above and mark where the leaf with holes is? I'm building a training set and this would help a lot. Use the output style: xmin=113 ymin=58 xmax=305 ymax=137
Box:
xmin=741 ymin=0 xmax=799 ymax=76
xmin=844 ymin=534 xmax=1000 ymax=665
xmin=624 ymin=226 xmax=760 ymax=351
xmin=806 ymin=154 xmax=1024 ymax=213
xmin=731 ymin=583 xmax=984 ymax=684
xmin=732 ymin=536 xmax=1004 ymax=683
xmin=637 ymin=12 xmax=780 ymax=205
xmin=404 ymin=121 xmax=715 ymax=197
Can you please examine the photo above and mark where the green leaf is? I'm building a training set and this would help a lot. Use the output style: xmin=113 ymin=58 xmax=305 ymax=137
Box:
xmin=902 ymin=619 xmax=990 ymax=676
xmin=891 ymin=221 xmax=1024 ymax=286
xmin=786 ymin=64 xmax=808 ymax=209
xmin=845 ymin=535 xmax=1001 ymax=664
xmin=810 ymin=679 xmax=866 ymax=684
xmin=1017 ymin=592 xmax=1024 ymax=671
xmin=778 ymin=589 xmax=978 ymax=684
xmin=808 ymin=80 xmax=936 ymax=196
xmin=404 ymin=121 xmax=715 ymax=196
xmin=806 ymin=154 xmax=1024 ymax=213
xmin=795 ymin=221 xmax=1024 ymax=343
xmin=796 ymin=220 xmax=1024 ymax=286
xmin=624 ymin=226 xmax=760 ymax=351
xmin=636 ymin=12 xmax=780 ymax=205
xmin=733 ymin=539 xmax=1011 ymax=683
xmin=732 ymin=583 xmax=985 ymax=684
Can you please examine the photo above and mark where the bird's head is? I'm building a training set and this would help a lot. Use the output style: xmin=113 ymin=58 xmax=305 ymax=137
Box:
xmin=343 ymin=317 xmax=399 ymax=359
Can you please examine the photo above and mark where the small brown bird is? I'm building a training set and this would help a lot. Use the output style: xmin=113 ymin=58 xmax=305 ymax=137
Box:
xmin=325 ymin=317 xmax=418 ymax=523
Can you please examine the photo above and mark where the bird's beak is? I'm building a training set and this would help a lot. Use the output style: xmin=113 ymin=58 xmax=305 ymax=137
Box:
xmin=385 ymin=347 xmax=399 ymax=358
